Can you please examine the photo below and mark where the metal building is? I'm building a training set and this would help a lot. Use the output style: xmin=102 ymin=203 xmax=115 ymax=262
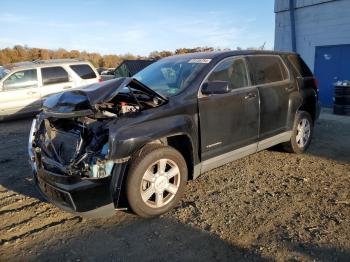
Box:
xmin=274 ymin=0 xmax=350 ymax=107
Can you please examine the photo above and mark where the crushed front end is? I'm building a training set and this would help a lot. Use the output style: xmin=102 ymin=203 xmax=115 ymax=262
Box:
xmin=28 ymin=116 xmax=124 ymax=217
xmin=28 ymin=78 xmax=166 ymax=217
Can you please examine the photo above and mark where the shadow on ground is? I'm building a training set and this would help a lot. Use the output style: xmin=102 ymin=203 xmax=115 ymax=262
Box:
xmin=36 ymin=217 xmax=269 ymax=262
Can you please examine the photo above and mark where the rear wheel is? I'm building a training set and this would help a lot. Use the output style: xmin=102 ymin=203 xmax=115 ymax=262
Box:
xmin=126 ymin=144 xmax=188 ymax=218
xmin=282 ymin=111 xmax=313 ymax=154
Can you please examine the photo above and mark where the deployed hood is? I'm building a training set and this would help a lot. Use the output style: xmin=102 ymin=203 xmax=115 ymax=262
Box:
xmin=43 ymin=77 xmax=168 ymax=116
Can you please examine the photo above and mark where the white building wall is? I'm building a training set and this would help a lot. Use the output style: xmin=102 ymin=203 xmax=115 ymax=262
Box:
xmin=274 ymin=0 xmax=350 ymax=71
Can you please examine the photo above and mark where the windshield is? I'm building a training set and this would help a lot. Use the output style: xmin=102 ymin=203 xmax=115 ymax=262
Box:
xmin=134 ymin=58 xmax=208 ymax=96
xmin=0 ymin=67 xmax=10 ymax=80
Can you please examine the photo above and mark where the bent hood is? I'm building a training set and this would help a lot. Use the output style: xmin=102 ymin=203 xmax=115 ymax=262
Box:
xmin=42 ymin=77 xmax=167 ymax=116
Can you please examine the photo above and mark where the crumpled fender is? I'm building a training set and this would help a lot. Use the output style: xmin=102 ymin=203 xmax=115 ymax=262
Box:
xmin=108 ymin=114 xmax=196 ymax=160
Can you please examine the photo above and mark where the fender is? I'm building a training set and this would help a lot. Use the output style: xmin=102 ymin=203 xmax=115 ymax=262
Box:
xmin=108 ymin=114 xmax=198 ymax=161
xmin=286 ymin=91 xmax=303 ymax=129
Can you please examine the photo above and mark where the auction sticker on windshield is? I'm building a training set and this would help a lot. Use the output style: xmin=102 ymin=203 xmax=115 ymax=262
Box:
xmin=188 ymin=59 xmax=212 ymax=63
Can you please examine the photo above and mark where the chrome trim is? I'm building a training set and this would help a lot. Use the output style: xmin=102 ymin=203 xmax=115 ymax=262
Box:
xmin=201 ymin=143 xmax=257 ymax=173
xmin=198 ymin=54 xmax=292 ymax=98
xmin=28 ymin=118 xmax=37 ymax=172
xmin=257 ymin=131 xmax=292 ymax=151
xmin=199 ymin=131 xmax=293 ymax=175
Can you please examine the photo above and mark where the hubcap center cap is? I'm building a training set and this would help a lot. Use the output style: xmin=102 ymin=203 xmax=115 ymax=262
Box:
xmin=154 ymin=176 xmax=168 ymax=191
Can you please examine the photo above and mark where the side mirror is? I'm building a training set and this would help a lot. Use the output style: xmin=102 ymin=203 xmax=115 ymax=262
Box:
xmin=201 ymin=81 xmax=230 ymax=95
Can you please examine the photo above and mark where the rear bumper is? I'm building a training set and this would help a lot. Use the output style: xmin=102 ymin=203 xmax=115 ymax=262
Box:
xmin=28 ymin=118 xmax=126 ymax=218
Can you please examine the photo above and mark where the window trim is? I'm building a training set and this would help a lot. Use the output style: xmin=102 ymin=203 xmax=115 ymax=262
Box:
xmin=198 ymin=56 xmax=251 ymax=97
xmin=245 ymin=54 xmax=291 ymax=87
xmin=1 ymin=68 xmax=39 ymax=92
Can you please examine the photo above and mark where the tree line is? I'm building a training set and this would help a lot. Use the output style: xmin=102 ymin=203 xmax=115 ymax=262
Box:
xmin=0 ymin=46 xmax=224 ymax=68
xmin=0 ymin=45 xmax=265 ymax=68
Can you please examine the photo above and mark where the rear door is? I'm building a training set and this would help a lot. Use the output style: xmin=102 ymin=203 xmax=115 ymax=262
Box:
xmin=0 ymin=68 xmax=41 ymax=117
xmin=198 ymin=57 xmax=259 ymax=161
xmin=247 ymin=55 xmax=293 ymax=139
xmin=40 ymin=66 xmax=74 ymax=99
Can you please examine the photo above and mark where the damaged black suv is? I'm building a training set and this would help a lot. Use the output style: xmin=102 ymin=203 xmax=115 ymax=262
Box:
xmin=28 ymin=51 xmax=320 ymax=218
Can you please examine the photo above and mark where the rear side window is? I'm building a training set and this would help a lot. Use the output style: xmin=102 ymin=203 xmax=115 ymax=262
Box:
xmin=42 ymin=67 xmax=69 ymax=85
xmin=207 ymin=58 xmax=249 ymax=89
xmin=288 ymin=55 xmax=313 ymax=77
xmin=248 ymin=56 xmax=288 ymax=85
xmin=70 ymin=64 xmax=97 ymax=79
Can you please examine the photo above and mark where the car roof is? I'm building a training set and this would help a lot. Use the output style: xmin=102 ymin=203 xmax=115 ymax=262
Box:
xmin=3 ymin=59 xmax=93 ymax=71
xmin=161 ymin=50 xmax=297 ymax=62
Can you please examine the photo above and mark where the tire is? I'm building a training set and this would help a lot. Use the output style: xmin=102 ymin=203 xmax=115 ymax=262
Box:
xmin=126 ymin=144 xmax=188 ymax=218
xmin=282 ymin=111 xmax=313 ymax=154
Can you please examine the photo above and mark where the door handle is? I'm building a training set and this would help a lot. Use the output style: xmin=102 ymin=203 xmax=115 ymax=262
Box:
xmin=63 ymin=86 xmax=72 ymax=89
xmin=27 ymin=91 xmax=37 ymax=95
xmin=285 ymin=86 xmax=294 ymax=91
xmin=244 ymin=92 xmax=257 ymax=100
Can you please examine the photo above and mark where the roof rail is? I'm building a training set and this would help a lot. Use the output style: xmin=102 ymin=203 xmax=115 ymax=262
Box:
xmin=32 ymin=58 xmax=83 ymax=64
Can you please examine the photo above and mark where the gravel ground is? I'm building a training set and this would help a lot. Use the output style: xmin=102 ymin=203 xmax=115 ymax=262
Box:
xmin=0 ymin=110 xmax=349 ymax=262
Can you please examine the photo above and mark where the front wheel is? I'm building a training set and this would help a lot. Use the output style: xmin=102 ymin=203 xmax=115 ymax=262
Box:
xmin=126 ymin=145 xmax=188 ymax=218
xmin=282 ymin=111 xmax=313 ymax=154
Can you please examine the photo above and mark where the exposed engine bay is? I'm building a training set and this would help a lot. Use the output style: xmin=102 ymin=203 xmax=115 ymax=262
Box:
xmin=32 ymin=78 xmax=167 ymax=180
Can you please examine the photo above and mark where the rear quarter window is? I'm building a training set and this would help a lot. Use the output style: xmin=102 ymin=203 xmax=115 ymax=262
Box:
xmin=248 ymin=56 xmax=289 ymax=85
xmin=70 ymin=64 xmax=97 ymax=79
xmin=287 ymin=55 xmax=313 ymax=77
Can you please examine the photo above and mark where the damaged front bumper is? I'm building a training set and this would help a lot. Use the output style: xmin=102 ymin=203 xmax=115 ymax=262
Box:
xmin=28 ymin=118 xmax=127 ymax=218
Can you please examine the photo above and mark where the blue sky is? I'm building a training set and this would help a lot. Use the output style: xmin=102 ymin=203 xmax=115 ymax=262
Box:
xmin=0 ymin=0 xmax=275 ymax=56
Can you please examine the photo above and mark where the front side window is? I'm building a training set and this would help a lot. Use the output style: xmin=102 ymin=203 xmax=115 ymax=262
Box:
xmin=249 ymin=56 xmax=288 ymax=85
xmin=207 ymin=58 xmax=249 ymax=89
xmin=70 ymin=64 xmax=97 ymax=79
xmin=134 ymin=58 xmax=208 ymax=96
xmin=41 ymin=66 xmax=69 ymax=86
xmin=3 ymin=69 xmax=38 ymax=91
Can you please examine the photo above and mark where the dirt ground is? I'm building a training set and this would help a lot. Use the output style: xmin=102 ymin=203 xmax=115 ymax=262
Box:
xmin=0 ymin=109 xmax=349 ymax=262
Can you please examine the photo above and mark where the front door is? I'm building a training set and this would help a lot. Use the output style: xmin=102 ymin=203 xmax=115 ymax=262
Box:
xmin=198 ymin=57 xmax=259 ymax=161
xmin=0 ymin=68 xmax=41 ymax=117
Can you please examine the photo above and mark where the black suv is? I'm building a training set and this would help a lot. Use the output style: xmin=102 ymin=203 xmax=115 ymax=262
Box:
xmin=28 ymin=51 xmax=320 ymax=218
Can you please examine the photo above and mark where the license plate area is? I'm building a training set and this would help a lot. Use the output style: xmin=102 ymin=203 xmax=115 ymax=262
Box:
xmin=37 ymin=178 xmax=76 ymax=210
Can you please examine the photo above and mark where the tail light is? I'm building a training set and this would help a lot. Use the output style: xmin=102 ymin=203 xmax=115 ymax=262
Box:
xmin=98 ymin=77 xmax=103 ymax=83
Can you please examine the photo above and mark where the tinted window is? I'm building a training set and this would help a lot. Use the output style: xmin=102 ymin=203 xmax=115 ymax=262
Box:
xmin=249 ymin=56 xmax=288 ymax=85
xmin=70 ymin=64 xmax=97 ymax=79
xmin=207 ymin=58 xmax=248 ymax=89
xmin=288 ymin=55 xmax=313 ymax=77
xmin=42 ymin=67 xmax=69 ymax=85
xmin=3 ymin=69 xmax=38 ymax=90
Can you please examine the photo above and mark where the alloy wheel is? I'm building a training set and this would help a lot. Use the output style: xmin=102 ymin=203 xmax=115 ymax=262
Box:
xmin=140 ymin=158 xmax=180 ymax=208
